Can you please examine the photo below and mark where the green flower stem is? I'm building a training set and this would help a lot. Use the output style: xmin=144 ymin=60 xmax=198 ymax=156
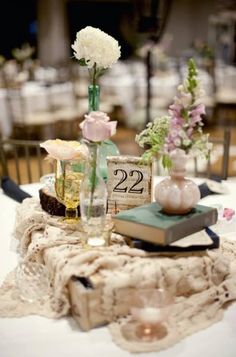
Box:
xmin=92 ymin=63 xmax=97 ymax=110
xmin=86 ymin=64 xmax=101 ymax=218
xmin=88 ymin=85 xmax=100 ymax=112
xmin=92 ymin=63 xmax=97 ymax=86
xmin=87 ymin=142 xmax=100 ymax=219
xmin=88 ymin=63 xmax=98 ymax=112
xmin=61 ymin=160 xmax=66 ymax=202
xmin=187 ymin=58 xmax=198 ymax=103
xmin=92 ymin=87 xmax=95 ymax=111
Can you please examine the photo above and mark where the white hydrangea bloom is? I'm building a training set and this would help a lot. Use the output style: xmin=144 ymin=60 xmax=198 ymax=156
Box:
xmin=71 ymin=26 xmax=121 ymax=69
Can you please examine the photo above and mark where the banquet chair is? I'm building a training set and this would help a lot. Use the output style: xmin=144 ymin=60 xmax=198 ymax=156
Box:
xmin=194 ymin=128 xmax=231 ymax=180
xmin=0 ymin=139 xmax=53 ymax=185
xmin=7 ymin=87 xmax=56 ymax=140
xmin=9 ymin=83 xmax=82 ymax=141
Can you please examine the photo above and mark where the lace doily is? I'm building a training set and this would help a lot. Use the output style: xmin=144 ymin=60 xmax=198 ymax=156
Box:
xmin=0 ymin=197 xmax=236 ymax=353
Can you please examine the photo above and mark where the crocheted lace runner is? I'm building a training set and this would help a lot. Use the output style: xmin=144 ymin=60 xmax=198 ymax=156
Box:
xmin=1 ymin=197 xmax=236 ymax=353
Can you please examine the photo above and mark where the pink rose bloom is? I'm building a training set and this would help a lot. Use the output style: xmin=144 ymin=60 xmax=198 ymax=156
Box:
xmin=40 ymin=139 xmax=88 ymax=161
xmin=80 ymin=111 xmax=117 ymax=142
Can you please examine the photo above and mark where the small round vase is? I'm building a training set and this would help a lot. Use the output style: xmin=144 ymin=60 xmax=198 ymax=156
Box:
xmin=155 ymin=149 xmax=200 ymax=215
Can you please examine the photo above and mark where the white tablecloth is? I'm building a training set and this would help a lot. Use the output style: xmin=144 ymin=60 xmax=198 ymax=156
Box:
xmin=0 ymin=180 xmax=236 ymax=357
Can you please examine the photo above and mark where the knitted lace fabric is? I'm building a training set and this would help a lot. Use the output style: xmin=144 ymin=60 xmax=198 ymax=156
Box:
xmin=0 ymin=197 xmax=236 ymax=353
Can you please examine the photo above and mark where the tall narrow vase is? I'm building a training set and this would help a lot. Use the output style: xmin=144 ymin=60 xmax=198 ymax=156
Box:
xmin=80 ymin=141 xmax=108 ymax=247
xmin=155 ymin=149 xmax=200 ymax=215
xmin=87 ymin=84 xmax=119 ymax=181
xmin=88 ymin=84 xmax=100 ymax=112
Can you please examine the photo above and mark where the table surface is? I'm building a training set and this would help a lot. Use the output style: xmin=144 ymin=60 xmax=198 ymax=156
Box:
xmin=1 ymin=180 xmax=236 ymax=357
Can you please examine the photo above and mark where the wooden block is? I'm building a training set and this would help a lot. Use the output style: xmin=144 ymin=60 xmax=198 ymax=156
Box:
xmin=69 ymin=276 xmax=106 ymax=331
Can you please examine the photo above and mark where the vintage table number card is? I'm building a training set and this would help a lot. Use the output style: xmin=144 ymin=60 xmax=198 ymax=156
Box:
xmin=107 ymin=156 xmax=153 ymax=214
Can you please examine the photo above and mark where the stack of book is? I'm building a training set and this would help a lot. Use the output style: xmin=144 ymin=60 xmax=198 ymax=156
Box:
xmin=113 ymin=202 xmax=219 ymax=251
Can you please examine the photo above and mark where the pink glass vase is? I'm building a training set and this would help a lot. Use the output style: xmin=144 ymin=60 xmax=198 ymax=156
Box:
xmin=155 ymin=149 xmax=200 ymax=215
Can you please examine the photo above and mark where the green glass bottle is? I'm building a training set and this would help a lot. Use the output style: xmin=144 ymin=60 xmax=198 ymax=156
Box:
xmin=88 ymin=84 xmax=100 ymax=112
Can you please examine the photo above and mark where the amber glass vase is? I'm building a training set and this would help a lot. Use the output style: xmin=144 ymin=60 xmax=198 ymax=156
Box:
xmin=55 ymin=159 xmax=85 ymax=223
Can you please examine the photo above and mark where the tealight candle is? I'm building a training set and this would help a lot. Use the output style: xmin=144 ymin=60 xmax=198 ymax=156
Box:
xmin=83 ymin=216 xmax=114 ymax=248
xmin=87 ymin=237 xmax=105 ymax=247
xmin=129 ymin=288 xmax=173 ymax=341
xmin=136 ymin=307 xmax=161 ymax=324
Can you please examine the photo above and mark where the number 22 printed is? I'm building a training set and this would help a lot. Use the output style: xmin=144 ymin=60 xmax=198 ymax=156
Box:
xmin=113 ymin=169 xmax=144 ymax=194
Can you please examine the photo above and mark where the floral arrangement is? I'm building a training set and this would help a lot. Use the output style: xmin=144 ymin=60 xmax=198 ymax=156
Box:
xmin=71 ymin=26 xmax=120 ymax=221
xmin=135 ymin=116 xmax=170 ymax=164
xmin=72 ymin=26 xmax=121 ymax=87
xmin=40 ymin=139 xmax=88 ymax=161
xmin=136 ymin=59 xmax=212 ymax=169
xmin=79 ymin=111 xmax=117 ymax=216
xmin=72 ymin=25 xmax=120 ymax=139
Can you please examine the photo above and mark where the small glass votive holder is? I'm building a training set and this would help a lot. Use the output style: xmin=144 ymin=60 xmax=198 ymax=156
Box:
xmin=129 ymin=288 xmax=173 ymax=342
xmin=83 ymin=215 xmax=114 ymax=248
xmin=40 ymin=173 xmax=55 ymax=195
xmin=16 ymin=261 xmax=50 ymax=303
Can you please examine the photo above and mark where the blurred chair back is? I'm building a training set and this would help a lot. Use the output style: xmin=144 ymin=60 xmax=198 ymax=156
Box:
xmin=7 ymin=84 xmax=81 ymax=141
xmin=0 ymin=139 xmax=53 ymax=184
xmin=194 ymin=128 xmax=230 ymax=180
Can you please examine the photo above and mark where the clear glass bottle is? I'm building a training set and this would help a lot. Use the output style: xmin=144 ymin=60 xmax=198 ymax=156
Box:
xmin=79 ymin=141 xmax=108 ymax=247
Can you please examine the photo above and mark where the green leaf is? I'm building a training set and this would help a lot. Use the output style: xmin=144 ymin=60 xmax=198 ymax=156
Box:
xmin=78 ymin=58 xmax=87 ymax=66
xmin=95 ymin=68 xmax=107 ymax=79
xmin=181 ymin=108 xmax=189 ymax=121
xmin=162 ymin=155 xmax=172 ymax=170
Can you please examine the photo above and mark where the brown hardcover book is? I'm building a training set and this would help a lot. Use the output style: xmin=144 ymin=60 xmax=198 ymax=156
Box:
xmin=113 ymin=202 xmax=218 ymax=246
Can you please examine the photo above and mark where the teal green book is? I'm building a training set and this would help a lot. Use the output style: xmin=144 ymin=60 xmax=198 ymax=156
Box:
xmin=113 ymin=203 xmax=218 ymax=246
